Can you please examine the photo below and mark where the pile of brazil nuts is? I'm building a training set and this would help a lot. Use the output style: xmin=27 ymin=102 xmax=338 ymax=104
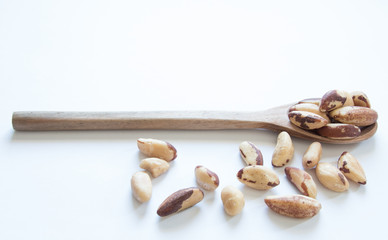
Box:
xmin=131 ymin=133 xmax=367 ymax=219
xmin=238 ymin=133 xmax=367 ymax=218
xmin=288 ymin=90 xmax=378 ymax=139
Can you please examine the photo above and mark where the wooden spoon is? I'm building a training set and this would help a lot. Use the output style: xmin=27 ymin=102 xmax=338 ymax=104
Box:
xmin=12 ymin=104 xmax=377 ymax=144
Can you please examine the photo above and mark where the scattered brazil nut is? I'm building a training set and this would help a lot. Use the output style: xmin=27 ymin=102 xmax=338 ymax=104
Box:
xmin=195 ymin=165 xmax=220 ymax=191
xmin=285 ymin=167 xmax=317 ymax=198
xmin=288 ymin=111 xmax=328 ymax=130
xmin=351 ymin=91 xmax=371 ymax=108
xmin=316 ymin=162 xmax=349 ymax=192
xmin=264 ymin=194 xmax=321 ymax=218
xmin=131 ymin=171 xmax=152 ymax=203
xmin=239 ymin=141 xmax=263 ymax=166
xmin=237 ymin=165 xmax=279 ymax=190
xmin=338 ymin=151 xmax=367 ymax=185
xmin=137 ymin=138 xmax=177 ymax=161
xmin=272 ymin=131 xmax=294 ymax=167
xmin=329 ymin=106 xmax=378 ymax=127
xmin=139 ymin=157 xmax=170 ymax=178
xmin=316 ymin=123 xmax=361 ymax=140
xmin=302 ymin=142 xmax=322 ymax=169
xmin=319 ymin=90 xmax=348 ymax=112
xmin=157 ymin=187 xmax=204 ymax=217
xmin=221 ymin=185 xmax=245 ymax=216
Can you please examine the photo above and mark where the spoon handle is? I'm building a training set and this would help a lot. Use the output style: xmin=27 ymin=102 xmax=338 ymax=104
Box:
xmin=12 ymin=110 xmax=276 ymax=131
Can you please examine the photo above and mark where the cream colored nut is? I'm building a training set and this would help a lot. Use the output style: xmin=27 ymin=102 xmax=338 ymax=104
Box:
xmin=285 ymin=167 xmax=317 ymax=198
xmin=157 ymin=187 xmax=204 ymax=217
xmin=288 ymin=103 xmax=330 ymax=121
xmin=316 ymin=162 xmax=349 ymax=192
xmin=221 ymin=185 xmax=245 ymax=216
xmin=298 ymin=98 xmax=321 ymax=106
xmin=319 ymin=89 xmax=348 ymax=112
xmin=272 ymin=131 xmax=294 ymax=167
xmin=195 ymin=165 xmax=220 ymax=191
xmin=131 ymin=171 xmax=152 ymax=203
xmin=237 ymin=165 xmax=279 ymax=190
xmin=264 ymin=195 xmax=321 ymax=218
xmin=351 ymin=91 xmax=371 ymax=108
xmin=329 ymin=106 xmax=378 ymax=127
xmin=137 ymin=138 xmax=177 ymax=161
xmin=302 ymin=142 xmax=322 ymax=169
xmin=288 ymin=111 xmax=328 ymax=130
xmin=316 ymin=123 xmax=361 ymax=140
xmin=139 ymin=157 xmax=169 ymax=178
xmin=338 ymin=151 xmax=367 ymax=185
xmin=343 ymin=91 xmax=354 ymax=107
xmin=239 ymin=141 xmax=263 ymax=166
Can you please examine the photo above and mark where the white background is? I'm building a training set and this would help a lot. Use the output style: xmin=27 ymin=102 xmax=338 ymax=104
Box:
xmin=1 ymin=0 xmax=387 ymax=239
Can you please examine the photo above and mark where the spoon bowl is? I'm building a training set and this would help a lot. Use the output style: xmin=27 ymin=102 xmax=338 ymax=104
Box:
xmin=12 ymin=103 xmax=377 ymax=144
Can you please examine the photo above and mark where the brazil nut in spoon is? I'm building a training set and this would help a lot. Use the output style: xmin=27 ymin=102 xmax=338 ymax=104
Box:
xmin=12 ymin=103 xmax=377 ymax=144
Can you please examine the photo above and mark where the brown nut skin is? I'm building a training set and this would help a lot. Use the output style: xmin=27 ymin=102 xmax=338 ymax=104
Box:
xmin=288 ymin=111 xmax=328 ymax=130
xmin=285 ymin=167 xmax=317 ymax=198
xmin=289 ymin=103 xmax=330 ymax=121
xmin=272 ymin=131 xmax=294 ymax=167
xmin=131 ymin=171 xmax=152 ymax=203
xmin=316 ymin=162 xmax=349 ymax=192
xmin=157 ymin=187 xmax=204 ymax=217
xmin=239 ymin=141 xmax=263 ymax=166
xmin=319 ymin=90 xmax=348 ymax=112
xmin=264 ymin=195 xmax=321 ymax=218
xmin=195 ymin=166 xmax=220 ymax=191
xmin=351 ymin=91 xmax=371 ymax=108
xmin=302 ymin=142 xmax=322 ymax=169
xmin=139 ymin=158 xmax=170 ymax=178
xmin=237 ymin=165 xmax=280 ymax=190
xmin=316 ymin=123 xmax=361 ymax=140
xmin=137 ymin=138 xmax=177 ymax=162
xmin=221 ymin=186 xmax=245 ymax=216
xmin=329 ymin=106 xmax=378 ymax=127
xmin=338 ymin=151 xmax=367 ymax=185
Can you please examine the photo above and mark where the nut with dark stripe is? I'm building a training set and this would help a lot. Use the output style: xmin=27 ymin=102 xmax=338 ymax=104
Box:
xmin=329 ymin=106 xmax=378 ymax=127
xmin=195 ymin=166 xmax=220 ymax=191
xmin=319 ymin=90 xmax=348 ymax=112
xmin=338 ymin=151 xmax=367 ymax=185
xmin=316 ymin=162 xmax=349 ymax=192
xmin=137 ymin=138 xmax=177 ymax=162
xmin=316 ymin=123 xmax=361 ymax=140
xmin=239 ymin=141 xmax=263 ymax=166
xmin=237 ymin=165 xmax=279 ymax=190
xmin=285 ymin=167 xmax=317 ymax=198
xmin=157 ymin=187 xmax=204 ymax=217
xmin=288 ymin=111 xmax=328 ymax=130
xmin=264 ymin=195 xmax=321 ymax=218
